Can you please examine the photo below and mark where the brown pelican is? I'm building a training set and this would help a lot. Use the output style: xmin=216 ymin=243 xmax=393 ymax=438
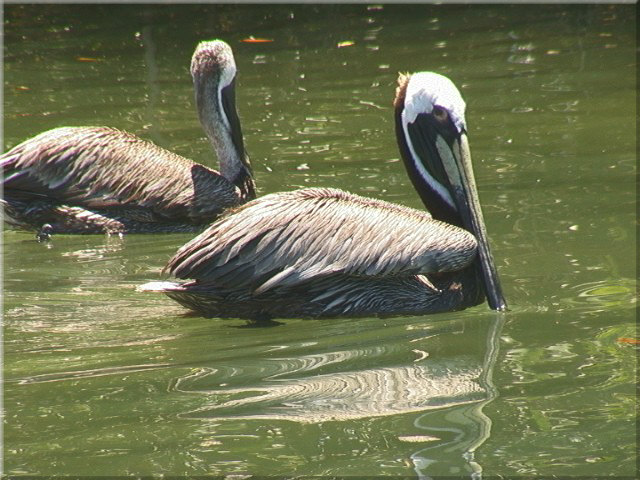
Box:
xmin=1 ymin=40 xmax=255 ymax=235
xmin=140 ymin=71 xmax=506 ymax=319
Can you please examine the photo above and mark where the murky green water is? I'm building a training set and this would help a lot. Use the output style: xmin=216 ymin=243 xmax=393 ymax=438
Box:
xmin=2 ymin=4 xmax=636 ymax=477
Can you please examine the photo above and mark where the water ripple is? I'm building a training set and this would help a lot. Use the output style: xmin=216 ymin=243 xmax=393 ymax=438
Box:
xmin=174 ymin=357 xmax=483 ymax=424
xmin=11 ymin=363 xmax=172 ymax=385
xmin=553 ymin=278 xmax=636 ymax=314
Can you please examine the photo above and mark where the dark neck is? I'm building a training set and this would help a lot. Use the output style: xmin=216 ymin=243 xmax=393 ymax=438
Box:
xmin=394 ymin=107 xmax=463 ymax=228
xmin=220 ymin=79 xmax=255 ymax=201
xmin=196 ymin=77 xmax=256 ymax=201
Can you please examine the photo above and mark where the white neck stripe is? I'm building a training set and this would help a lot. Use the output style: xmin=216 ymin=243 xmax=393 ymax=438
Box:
xmin=401 ymin=115 xmax=456 ymax=210
xmin=217 ymin=86 xmax=231 ymax=133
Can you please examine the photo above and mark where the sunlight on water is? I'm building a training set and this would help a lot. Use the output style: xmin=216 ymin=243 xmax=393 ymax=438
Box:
xmin=174 ymin=357 xmax=484 ymax=424
xmin=2 ymin=3 xmax=636 ymax=477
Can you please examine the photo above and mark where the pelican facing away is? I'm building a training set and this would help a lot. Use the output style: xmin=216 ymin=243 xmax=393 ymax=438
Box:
xmin=1 ymin=40 xmax=255 ymax=235
xmin=140 ymin=72 xmax=506 ymax=319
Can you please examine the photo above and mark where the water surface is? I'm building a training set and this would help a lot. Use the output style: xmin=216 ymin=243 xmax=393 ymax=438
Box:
xmin=2 ymin=4 xmax=636 ymax=477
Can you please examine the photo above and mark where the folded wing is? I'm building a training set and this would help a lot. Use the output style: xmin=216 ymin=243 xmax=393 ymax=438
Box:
xmin=166 ymin=187 xmax=478 ymax=293
xmin=1 ymin=126 xmax=240 ymax=223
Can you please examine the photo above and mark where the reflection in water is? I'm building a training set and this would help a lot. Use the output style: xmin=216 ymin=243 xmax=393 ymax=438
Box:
xmin=174 ymin=356 xmax=484 ymax=424
xmin=410 ymin=314 xmax=505 ymax=479
xmin=60 ymin=236 xmax=126 ymax=262
xmin=2 ymin=3 xmax=635 ymax=476
xmin=170 ymin=315 xmax=506 ymax=477
xmin=13 ymin=363 xmax=172 ymax=385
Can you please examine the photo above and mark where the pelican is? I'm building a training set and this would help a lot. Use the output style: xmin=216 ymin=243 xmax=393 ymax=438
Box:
xmin=140 ymin=71 xmax=506 ymax=319
xmin=1 ymin=39 xmax=255 ymax=235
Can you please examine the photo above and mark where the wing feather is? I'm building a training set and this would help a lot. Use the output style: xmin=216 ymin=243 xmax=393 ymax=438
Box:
xmin=2 ymin=126 xmax=240 ymax=223
xmin=167 ymin=187 xmax=478 ymax=293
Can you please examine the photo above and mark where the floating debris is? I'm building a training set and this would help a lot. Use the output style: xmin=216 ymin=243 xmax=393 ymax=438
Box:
xmin=242 ymin=36 xmax=274 ymax=43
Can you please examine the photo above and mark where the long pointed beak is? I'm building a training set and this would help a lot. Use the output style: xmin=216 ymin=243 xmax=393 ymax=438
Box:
xmin=438 ymin=133 xmax=507 ymax=311
xmin=220 ymin=79 xmax=247 ymax=163
xmin=219 ymin=78 xmax=256 ymax=199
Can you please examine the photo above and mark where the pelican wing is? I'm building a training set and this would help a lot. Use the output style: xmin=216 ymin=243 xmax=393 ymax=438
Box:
xmin=167 ymin=187 xmax=478 ymax=292
xmin=1 ymin=126 xmax=240 ymax=222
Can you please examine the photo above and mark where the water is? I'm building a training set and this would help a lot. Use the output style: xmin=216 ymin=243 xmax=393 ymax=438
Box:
xmin=2 ymin=4 xmax=636 ymax=477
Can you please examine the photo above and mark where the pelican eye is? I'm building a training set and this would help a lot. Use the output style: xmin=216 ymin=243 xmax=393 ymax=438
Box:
xmin=432 ymin=105 xmax=449 ymax=123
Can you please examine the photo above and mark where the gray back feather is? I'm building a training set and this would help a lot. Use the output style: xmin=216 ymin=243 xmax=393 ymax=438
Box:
xmin=167 ymin=187 xmax=478 ymax=292
xmin=1 ymin=126 xmax=242 ymax=223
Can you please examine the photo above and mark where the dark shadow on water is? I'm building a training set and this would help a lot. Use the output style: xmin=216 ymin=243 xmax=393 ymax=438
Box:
xmin=236 ymin=318 xmax=286 ymax=328
xmin=177 ymin=310 xmax=286 ymax=328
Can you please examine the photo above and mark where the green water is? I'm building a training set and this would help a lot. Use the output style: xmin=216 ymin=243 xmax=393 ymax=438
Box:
xmin=2 ymin=4 xmax=636 ymax=477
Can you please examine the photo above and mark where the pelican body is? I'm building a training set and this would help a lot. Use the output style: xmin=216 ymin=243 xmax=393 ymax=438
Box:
xmin=1 ymin=40 xmax=254 ymax=235
xmin=141 ymin=72 xmax=506 ymax=319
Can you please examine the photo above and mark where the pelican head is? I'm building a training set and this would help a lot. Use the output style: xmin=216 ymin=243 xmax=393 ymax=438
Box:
xmin=191 ymin=40 xmax=255 ymax=200
xmin=394 ymin=72 xmax=506 ymax=311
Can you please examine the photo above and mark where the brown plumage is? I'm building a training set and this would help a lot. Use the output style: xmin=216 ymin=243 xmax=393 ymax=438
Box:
xmin=1 ymin=39 xmax=254 ymax=235
xmin=169 ymin=188 xmax=476 ymax=291
xmin=139 ymin=71 xmax=506 ymax=319
xmin=147 ymin=188 xmax=483 ymax=319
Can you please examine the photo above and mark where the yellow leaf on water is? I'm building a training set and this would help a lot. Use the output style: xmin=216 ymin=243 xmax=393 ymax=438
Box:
xmin=241 ymin=36 xmax=274 ymax=43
